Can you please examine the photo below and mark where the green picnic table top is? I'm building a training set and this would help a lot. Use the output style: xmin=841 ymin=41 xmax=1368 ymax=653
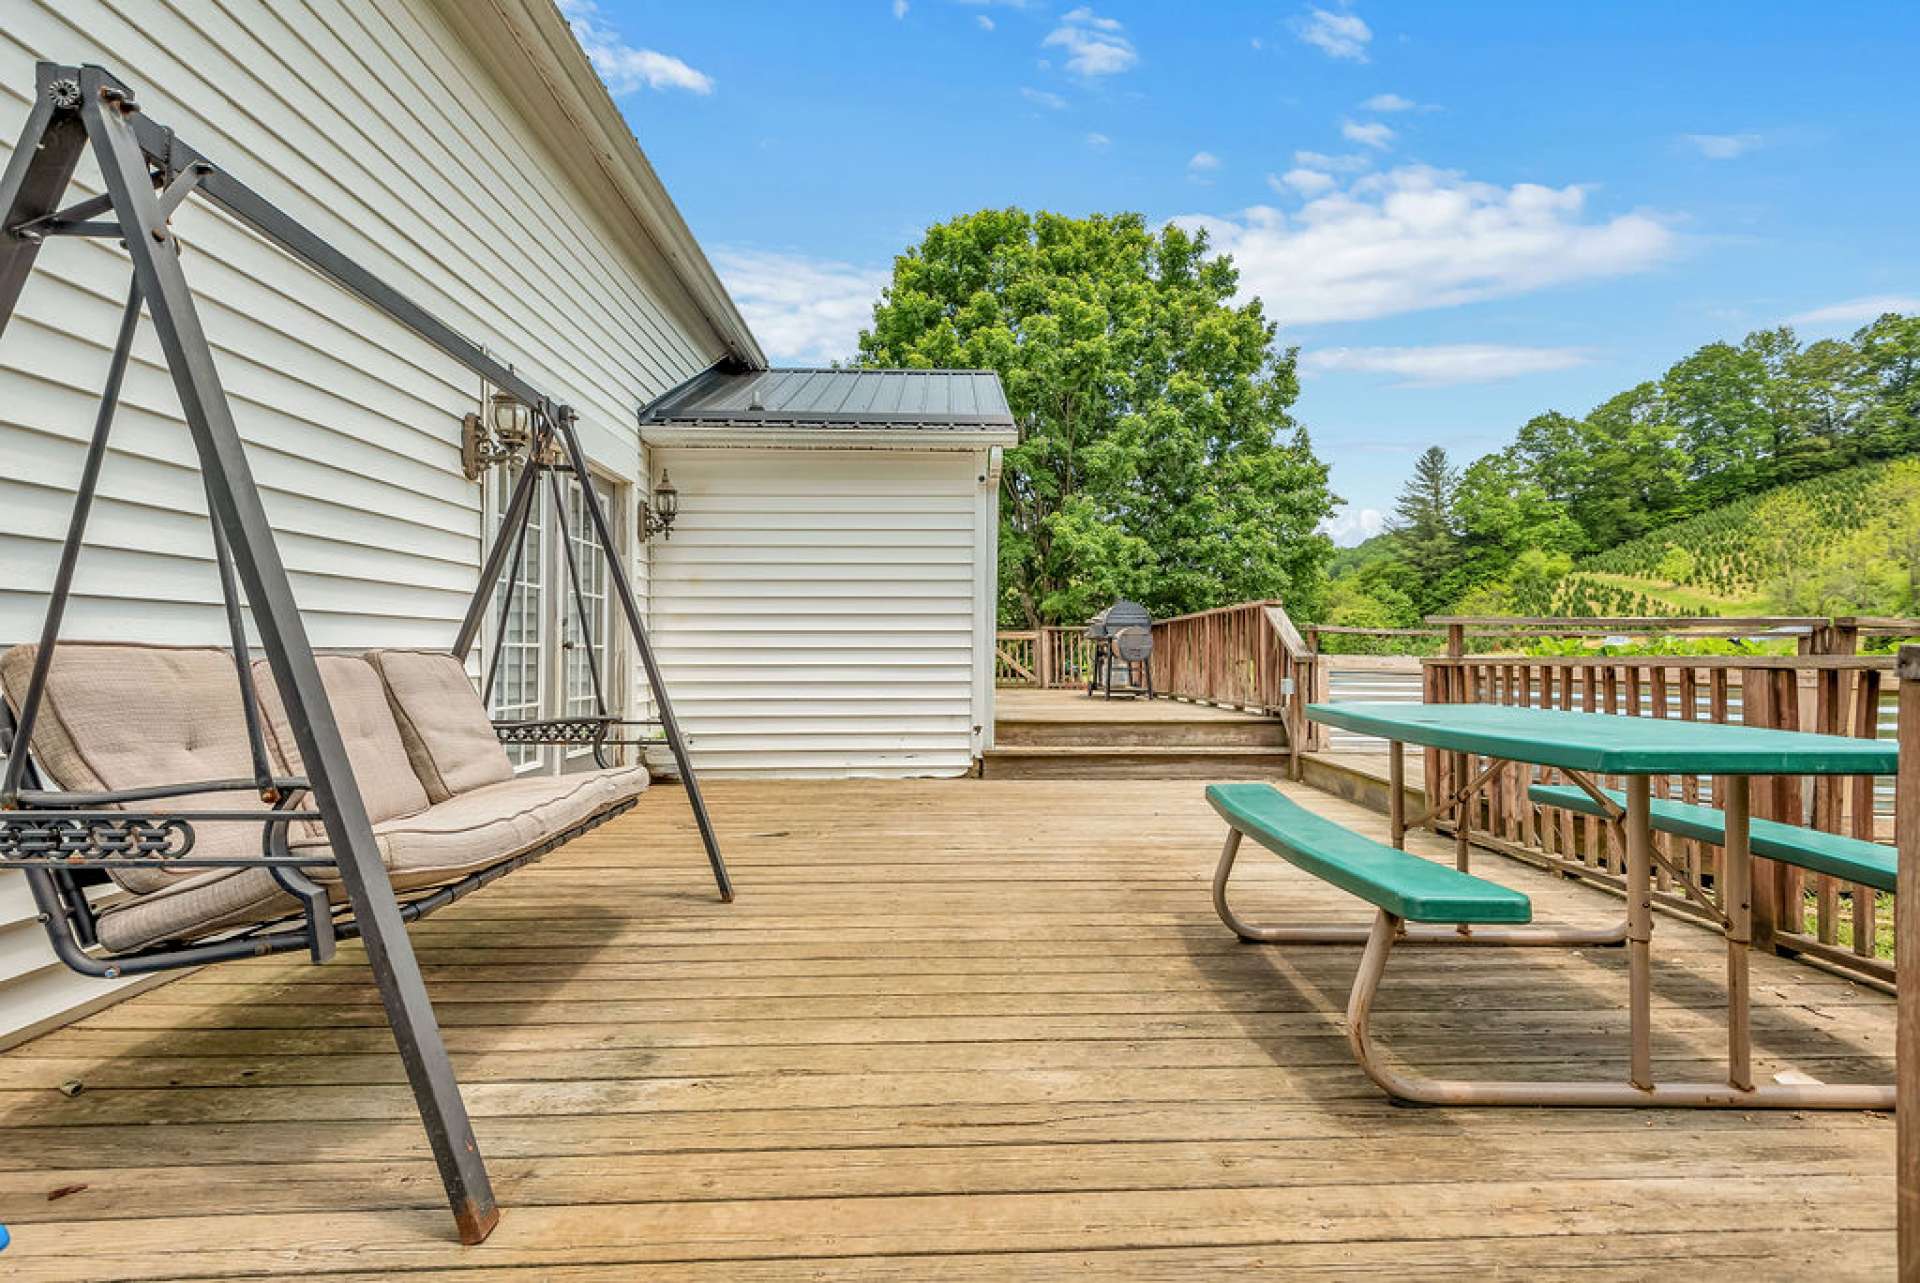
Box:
xmin=1306 ymin=701 xmax=1897 ymax=776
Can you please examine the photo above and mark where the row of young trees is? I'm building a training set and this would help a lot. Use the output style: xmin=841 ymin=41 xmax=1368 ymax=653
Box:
xmin=1334 ymin=313 xmax=1920 ymax=626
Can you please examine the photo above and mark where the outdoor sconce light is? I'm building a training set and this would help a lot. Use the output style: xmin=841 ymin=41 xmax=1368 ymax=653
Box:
xmin=641 ymin=471 xmax=679 ymax=541
xmin=462 ymin=391 xmax=534 ymax=480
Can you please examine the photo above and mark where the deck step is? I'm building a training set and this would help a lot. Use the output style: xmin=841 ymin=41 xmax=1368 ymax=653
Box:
xmin=979 ymin=745 xmax=1295 ymax=780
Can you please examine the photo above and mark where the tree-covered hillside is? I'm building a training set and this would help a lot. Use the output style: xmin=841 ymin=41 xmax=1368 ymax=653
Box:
xmin=1530 ymin=459 xmax=1920 ymax=618
xmin=1328 ymin=312 xmax=1920 ymax=631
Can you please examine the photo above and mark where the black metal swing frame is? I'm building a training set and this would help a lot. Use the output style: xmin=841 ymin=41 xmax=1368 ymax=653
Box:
xmin=0 ymin=62 xmax=735 ymax=1244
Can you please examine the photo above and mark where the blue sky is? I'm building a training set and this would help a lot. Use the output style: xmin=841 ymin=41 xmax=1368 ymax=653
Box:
xmin=563 ymin=1 xmax=1920 ymax=542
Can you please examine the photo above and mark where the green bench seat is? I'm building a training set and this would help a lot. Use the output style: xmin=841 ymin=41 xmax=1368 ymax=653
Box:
xmin=1528 ymin=783 xmax=1896 ymax=894
xmin=1206 ymin=782 xmax=1532 ymax=925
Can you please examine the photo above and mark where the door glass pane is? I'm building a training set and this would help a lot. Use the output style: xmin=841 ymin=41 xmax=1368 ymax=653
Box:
xmin=491 ymin=466 xmax=545 ymax=768
xmin=562 ymin=477 xmax=615 ymax=755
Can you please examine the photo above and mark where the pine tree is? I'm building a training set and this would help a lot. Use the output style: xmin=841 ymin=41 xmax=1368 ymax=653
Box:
xmin=1390 ymin=446 xmax=1461 ymax=613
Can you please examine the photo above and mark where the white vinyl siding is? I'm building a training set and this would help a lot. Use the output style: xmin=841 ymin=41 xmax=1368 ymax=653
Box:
xmin=0 ymin=0 xmax=722 ymax=1043
xmin=649 ymin=448 xmax=989 ymax=779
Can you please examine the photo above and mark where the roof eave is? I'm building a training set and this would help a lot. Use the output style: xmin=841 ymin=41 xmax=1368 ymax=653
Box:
xmin=642 ymin=424 xmax=1019 ymax=451
xmin=453 ymin=0 xmax=767 ymax=370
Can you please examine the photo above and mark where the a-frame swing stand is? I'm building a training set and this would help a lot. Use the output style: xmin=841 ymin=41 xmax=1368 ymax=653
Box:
xmin=0 ymin=62 xmax=733 ymax=1244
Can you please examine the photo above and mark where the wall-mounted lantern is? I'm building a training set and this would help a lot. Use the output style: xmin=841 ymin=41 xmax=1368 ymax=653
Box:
xmin=462 ymin=391 xmax=533 ymax=480
xmin=640 ymin=471 xmax=679 ymax=541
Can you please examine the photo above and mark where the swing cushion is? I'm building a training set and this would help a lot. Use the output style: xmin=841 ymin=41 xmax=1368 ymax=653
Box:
xmin=250 ymin=656 xmax=430 ymax=834
xmin=0 ymin=643 xmax=282 ymax=895
xmin=294 ymin=764 xmax=650 ymax=885
xmin=94 ymin=764 xmax=652 ymax=952
xmin=364 ymin=650 xmax=514 ymax=802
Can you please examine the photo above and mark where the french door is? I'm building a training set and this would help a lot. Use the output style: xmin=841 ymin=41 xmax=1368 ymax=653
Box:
xmin=487 ymin=466 xmax=622 ymax=773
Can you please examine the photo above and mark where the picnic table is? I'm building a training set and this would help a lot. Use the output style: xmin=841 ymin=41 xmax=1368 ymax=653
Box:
xmin=1302 ymin=701 xmax=1897 ymax=1108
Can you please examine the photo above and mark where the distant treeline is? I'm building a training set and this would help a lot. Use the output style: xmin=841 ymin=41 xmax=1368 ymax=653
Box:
xmin=1507 ymin=313 xmax=1919 ymax=550
xmin=1329 ymin=312 xmax=1920 ymax=628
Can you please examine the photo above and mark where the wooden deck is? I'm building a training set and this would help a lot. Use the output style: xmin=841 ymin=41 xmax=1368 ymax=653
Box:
xmin=0 ymin=777 xmax=1897 ymax=1279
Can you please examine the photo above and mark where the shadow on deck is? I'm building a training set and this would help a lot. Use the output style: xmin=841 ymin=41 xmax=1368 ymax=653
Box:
xmin=0 ymin=775 xmax=1896 ymax=1278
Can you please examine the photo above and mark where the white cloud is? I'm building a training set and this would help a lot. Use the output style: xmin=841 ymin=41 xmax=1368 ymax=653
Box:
xmin=893 ymin=0 xmax=908 ymax=16
xmin=1272 ymin=168 xmax=1335 ymax=196
xmin=977 ymin=14 xmax=995 ymax=29
xmin=713 ymin=248 xmax=890 ymax=365
xmin=1188 ymin=151 xmax=1222 ymax=173
xmin=1360 ymin=92 xmax=1419 ymax=112
xmin=1684 ymin=132 xmax=1763 ymax=159
xmin=1043 ymin=8 xmax=1138 ymax=76
xmin=1295 ymin=149 xmax=1371 ymax=173
xmin=1342 ymin=119 xmax=1395 ymax=150
xmin=560 ymin=0 xmax=714 ymax=95
xmin=1086 ymin=131 xmax=1112 ymax=147
xmin=1293 ymin=7 xmax=1372 ymax=62
xmin=1301 ymin=344 xmax=1593 ymax=386
xmin=1021 ymin=86 xmax=1067 ymax=109
xmin=1321 ymin=506 xmax=1386 ymax=546
xmin=1172 ymin=165 xmax=1675 ymax=326
xmin=1789 ymin=294 xmax=1920 ymax=327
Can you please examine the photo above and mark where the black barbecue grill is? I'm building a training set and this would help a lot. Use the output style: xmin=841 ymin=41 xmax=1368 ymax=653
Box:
xmin=1084 ymin=600 xmax=1155 ymax=700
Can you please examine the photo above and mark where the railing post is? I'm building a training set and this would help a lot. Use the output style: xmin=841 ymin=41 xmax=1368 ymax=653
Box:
xmin=1036 ymin=627 xmax=1053 ymax=690
xmin=1896 ymin=644 xmax=1918 ymax=1278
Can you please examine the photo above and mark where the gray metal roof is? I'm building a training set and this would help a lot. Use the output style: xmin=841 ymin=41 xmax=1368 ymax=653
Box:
xmin=641 ymin=366 xmax=1014 ymax=431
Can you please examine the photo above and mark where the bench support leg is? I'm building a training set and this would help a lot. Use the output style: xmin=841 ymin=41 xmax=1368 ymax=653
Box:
xmin=1342 ymin=909 xmax=1890 ymax=1109
xmin=1210 ymin=828 xmax=1626 ymax=949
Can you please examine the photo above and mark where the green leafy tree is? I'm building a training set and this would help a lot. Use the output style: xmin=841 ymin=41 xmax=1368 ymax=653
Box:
xmin=1852 ymin=313 xmax=1920 ymax=458
xmin=856 ymin=208 xmax=1335 ymax=628
xmin=1565 ymin=382 xmax=1690 ymax=548
xmin=1660 ymin=341 xmax=1770 ymax=507
xmin=1452 ymin=452 xmax=1583 ymax=590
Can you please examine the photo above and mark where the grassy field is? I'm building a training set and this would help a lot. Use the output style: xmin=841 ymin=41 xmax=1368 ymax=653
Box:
xmin=1572 ymin=571 xmax=1771 ymax=616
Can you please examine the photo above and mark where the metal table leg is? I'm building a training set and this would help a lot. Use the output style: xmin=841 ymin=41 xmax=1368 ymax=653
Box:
xmin=1388 ymin=739 xmax=1406 ymax=849
xmin=1625 ymin=775 xmax=1654 ymax=1090
xmin=1722 ymin=776 xmax=1754 ymax=1092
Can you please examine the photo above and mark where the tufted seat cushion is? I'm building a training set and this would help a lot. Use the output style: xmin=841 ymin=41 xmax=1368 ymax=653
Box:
xmin=251 ymin=655 xmax=431 ymax=836
xmin=8 ymin=641 xmax=649 ymax=954
xmin=363 ymin=650 xmax=514 ymax=802
xmin=95 ymin=765 xmax=651 ymax=952
xmin=293 ymin=763 xmax=649 ymax=888
xmin=0 ymin=643 xmax=284 ymax=894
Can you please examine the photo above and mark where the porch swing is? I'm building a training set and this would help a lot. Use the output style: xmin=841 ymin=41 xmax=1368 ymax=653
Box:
xmin=0 ymin=63 xmax=734 ymax=1244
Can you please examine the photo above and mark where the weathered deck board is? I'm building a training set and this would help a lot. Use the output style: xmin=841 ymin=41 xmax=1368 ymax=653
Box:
xmin=0 ymin=778 xmax=1896 ymax=1279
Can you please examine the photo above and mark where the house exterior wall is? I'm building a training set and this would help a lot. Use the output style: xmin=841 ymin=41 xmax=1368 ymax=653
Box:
xmin=0 ymin=0 xmax=732 ymax=1045
xmin=650 ymin=446 xmax=998 ymax=778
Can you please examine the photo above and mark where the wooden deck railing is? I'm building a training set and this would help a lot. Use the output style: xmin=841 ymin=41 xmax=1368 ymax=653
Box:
xmin=994 ymin=600 xmax=1326 ymax=765
xmin=995 ymin=627 xmax=1100 ymax=690
xmin=1149 ymin=601 xmax=1327 ymax=760
xmin=1422 ymin=636 xmax=1911 ymax=986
